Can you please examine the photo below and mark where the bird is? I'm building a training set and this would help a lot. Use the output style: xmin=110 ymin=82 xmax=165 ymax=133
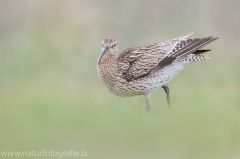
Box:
xmin=97 ymin=33 xmax=218 ymax=111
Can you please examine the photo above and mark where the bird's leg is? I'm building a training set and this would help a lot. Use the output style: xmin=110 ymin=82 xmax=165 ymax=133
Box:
xmin=162 ymin=85 xmax=171 ymax=108
xmin=144 ymin=94 xmax=151 ymax=111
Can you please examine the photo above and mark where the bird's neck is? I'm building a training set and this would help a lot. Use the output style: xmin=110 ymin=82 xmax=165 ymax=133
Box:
xmin=99 ymin=54 xmax=118 ymax=64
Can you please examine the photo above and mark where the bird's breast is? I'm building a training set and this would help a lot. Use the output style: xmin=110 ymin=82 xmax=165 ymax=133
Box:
xmin=97 ymin=63 xmax=129 ymax=97
xmin=97 ymin=63 xmax=168 ymax=97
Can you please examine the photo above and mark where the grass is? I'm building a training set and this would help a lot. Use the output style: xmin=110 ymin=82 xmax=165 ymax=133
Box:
xmin=1 ymin=85 xmax=240 ymax=159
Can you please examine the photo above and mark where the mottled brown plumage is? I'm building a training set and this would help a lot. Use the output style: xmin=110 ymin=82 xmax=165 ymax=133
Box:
xmin=97 ymin=33 xmax=219 ymax=110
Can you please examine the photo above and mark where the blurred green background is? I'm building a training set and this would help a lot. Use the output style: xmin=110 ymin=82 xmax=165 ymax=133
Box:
xmin=0 ymin=0 xmax=240 ymax=158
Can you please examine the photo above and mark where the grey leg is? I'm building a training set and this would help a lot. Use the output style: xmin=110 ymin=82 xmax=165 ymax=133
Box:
xmin=162 ymin=85 xmax=171 ymax=108
xmin=144 ymin=94 xmax=151 ymax=111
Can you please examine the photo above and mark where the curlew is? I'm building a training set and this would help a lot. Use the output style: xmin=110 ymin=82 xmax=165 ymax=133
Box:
xmin=97 ymin=33 xmax=218 ymax=111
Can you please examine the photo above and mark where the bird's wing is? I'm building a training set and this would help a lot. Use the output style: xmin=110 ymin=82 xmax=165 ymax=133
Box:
xmin=118 ymin=33 xmax=218 ymax=82
xmin=117 ymin=33 xmax=193 ymax=82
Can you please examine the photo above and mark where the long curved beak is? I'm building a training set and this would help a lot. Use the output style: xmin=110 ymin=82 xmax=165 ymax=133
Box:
xmin=98 ymin=46 xmax=110 ymax=65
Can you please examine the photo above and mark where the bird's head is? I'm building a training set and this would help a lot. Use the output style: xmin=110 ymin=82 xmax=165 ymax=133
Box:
xmin=98 ymin=38 xmax=118 ymax=65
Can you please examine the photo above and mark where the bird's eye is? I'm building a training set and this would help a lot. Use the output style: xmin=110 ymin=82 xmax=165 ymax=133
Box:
xmin=113 ymin=43 xmax=117 ymax=47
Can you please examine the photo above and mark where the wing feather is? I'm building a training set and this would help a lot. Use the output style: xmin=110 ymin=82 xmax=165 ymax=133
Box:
xmin=117 ymin=33 xmax=218 ymax=82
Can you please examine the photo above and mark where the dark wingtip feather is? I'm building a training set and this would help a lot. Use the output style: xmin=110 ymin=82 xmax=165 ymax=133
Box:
xmin=193 ymin=49 xmax=211 ymax=54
